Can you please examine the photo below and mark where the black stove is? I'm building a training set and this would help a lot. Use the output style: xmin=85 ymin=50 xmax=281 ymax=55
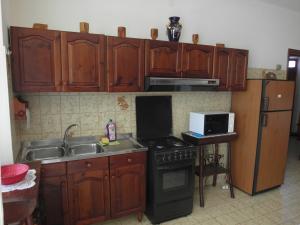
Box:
xmin=136 ymin=96 xmax=196 ymax=224
xmin=143 ymin=136 xmax=186 ymax=149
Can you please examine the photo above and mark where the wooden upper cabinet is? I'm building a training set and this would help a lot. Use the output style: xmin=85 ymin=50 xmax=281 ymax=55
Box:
xmin=107 ymin=36 xmax=145 ymax=92
xmin=10 ymin=27 xmax=62 ymax=92
xmin=182 ymin=44 xmax=214 ymax=78
xmin=110 ymin=152 xmax=146 ymax=218
xmin=213 ymin=47 xmax=231 ymax=90
xmin=145 ymin=40 xmax=181 ymax=77
xmin=230 ymin=49 xmax=248 ymax=91
xmin=61 ymin=32 xmax=106 ymax=92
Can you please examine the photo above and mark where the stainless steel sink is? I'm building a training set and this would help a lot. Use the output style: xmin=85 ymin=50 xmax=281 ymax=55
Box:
xmin=70 ymin=143 xmax=103 ymax=156
xmin=25 ymin=146 xmax=66 ymax=161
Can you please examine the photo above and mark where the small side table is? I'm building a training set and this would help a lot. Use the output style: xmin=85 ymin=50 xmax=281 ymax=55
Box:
xmin=3 ymin=161 xmax=41 ymax=225
xmin=182 ymin=132 xmax=238 ymax=207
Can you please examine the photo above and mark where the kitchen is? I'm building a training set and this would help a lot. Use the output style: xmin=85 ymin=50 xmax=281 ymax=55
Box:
xmin=1 ymin=0 xmax=300 ymax=225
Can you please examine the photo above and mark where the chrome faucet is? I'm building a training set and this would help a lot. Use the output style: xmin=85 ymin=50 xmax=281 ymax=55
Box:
xmin=63 ymin=124 xmax=78 ymax=150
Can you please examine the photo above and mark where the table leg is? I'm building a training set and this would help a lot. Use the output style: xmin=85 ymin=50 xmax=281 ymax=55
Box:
xmin=213 ymin=144 xmax=219 ymax=187
xmin=199 ymin=146 xmax=205 ymax=207
xmin=227 ymin=143 xmax=235 ymax=198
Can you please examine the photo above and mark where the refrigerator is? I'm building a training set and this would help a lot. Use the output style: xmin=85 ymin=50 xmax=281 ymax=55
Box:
xmin=231 ymin=79 xmax=295 ymax=195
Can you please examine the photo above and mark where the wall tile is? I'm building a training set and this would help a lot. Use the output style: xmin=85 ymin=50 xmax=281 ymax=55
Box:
xmin=115 ymin=94 xmax=132 ymax=111
xmin=80 ymin=113 xmax=99 ymax=131
xmin=80 ymin=94 xmax=99 ymax=113
xmin=99 ymin=94 xmax=115 ymax=113
xmin=61 ymin=95 xmax=80 ymax=114
xmin=40 ymin=95 xmax=61 ymax=115
xmin=61 ymin=114 xmax=81 ymax=136
xmin=41 ymin=114 xmax=62 ymax=134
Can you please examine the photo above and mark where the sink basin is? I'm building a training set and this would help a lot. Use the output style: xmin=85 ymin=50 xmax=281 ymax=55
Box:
xmin=70 ymin=143 xmax=103 ymax=156
xmin=25 ymin=146 xmax=65 ymax=161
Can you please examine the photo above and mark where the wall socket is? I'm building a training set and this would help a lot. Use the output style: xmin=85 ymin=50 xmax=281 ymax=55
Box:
xmin=276 ymin=64 xmax=282 ymax=70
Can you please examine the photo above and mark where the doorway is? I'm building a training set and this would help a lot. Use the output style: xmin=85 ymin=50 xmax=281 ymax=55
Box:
xmin=287 ymin=49 xmax=300 ymax=138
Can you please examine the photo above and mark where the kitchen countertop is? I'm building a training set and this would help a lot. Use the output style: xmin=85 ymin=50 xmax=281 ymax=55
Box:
xmin=20 ymin=133 xmax=148 ymax=164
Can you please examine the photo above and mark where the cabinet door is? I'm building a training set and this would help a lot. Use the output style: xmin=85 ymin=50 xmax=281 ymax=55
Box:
xmin=61 ymin=32 xmax=106 ymax=91
xmin=110 ymin=152 xmax=146 ymax=218
xmin=68 ymin=169 xmax=110 ymax=225
xmin=145 ymin=40 xmax=181 ymax=77
xmin=256 ymin=111 xmax=292 ymax=192
xmin=230 ymin=49 xmax=248 ymax=91
xmin=182 ymin=44 xmax=214 ymax=78
xmin=10 ymin=27 xmax=62 ymax=92
xmin=40 ymin=176 xmax=69 ymax=225
xmin=263 ymin=80 xmax=295 ymax=111
xmin=107 ymin=36 xmax=145 ymax=92
xmin=213 ymin=47 xmax=231 ymax=90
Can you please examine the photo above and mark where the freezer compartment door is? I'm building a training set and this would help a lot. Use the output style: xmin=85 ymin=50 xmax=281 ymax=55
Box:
xmin=255 ymin=111 xmax=292 ymax=192
xmin=262 ymin=80 xmax=295 ymax=111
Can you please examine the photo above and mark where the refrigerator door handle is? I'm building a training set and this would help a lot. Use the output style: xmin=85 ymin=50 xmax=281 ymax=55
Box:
xmin=262 ymin=113 xmax=268 ymax=127
xmin=262 ymin=97 xmax=269 ymax=111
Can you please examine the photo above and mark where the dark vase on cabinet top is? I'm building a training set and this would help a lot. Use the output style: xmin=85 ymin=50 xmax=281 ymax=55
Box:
xmin=167 ymin=16 xmax=182 ymax=42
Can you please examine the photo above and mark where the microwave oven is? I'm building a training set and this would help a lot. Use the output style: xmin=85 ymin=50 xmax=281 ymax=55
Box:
xmin=189 ymin=112 xmax=235 ymax=135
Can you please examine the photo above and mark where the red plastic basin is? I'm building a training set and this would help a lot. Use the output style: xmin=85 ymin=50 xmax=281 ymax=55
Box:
xmin=1 ymin=164 xmax=29 ymax=185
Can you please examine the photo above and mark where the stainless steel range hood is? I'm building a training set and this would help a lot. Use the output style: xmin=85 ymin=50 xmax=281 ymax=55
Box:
xmin=144 ymin=77 xmax=220 ymax=92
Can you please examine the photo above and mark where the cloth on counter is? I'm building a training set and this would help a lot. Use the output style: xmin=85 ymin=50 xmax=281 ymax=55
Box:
xmin=1 ymin=169 xmax=36 ymax=193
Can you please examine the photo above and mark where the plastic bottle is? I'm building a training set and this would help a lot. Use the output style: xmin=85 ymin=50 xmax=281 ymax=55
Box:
xmin=106 ymin=119 xmax=116 ymax=141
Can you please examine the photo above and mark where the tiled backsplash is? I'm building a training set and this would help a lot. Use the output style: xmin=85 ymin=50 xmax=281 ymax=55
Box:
xmin=16 ymin=92 xmax=231 ymax=142
xmin=12 ymin=67 xmax=287 ymax=159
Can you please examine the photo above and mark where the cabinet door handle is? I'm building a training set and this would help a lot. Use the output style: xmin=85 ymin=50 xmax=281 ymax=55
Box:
xmin=111 ymin=175 xmax=115 ymax=179
xmin=262 ymin=97 xmax=269 ymax=111
xmin=85 ymin=162 xmax=92 ymax=168
xmin=262 ymin=113 xmax=268 ymax=127
xmin=104 ymin=176 xmax=108 ymax=180
xmin=127 ymin=158 xmax=132 ymax=163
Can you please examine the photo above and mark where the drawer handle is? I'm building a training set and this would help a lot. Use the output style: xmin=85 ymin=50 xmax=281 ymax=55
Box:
xmin=112 ymin=176 xmax=115 ymax=179
xmin=128 ymin=158 xmax=132 ymax=163
xmin=277 ymin=94 xmax=282 ymax=98
xmin=86 ymin=162 xmax=92 ymax=168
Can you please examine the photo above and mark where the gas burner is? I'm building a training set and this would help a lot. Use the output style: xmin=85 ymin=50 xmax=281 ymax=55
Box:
xmin=173 ymin=142 xmax=184 ymax=147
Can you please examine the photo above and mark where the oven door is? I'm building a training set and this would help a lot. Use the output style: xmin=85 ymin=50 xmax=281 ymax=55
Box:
xmin=154 ymin=160 xmax=195 ymax=204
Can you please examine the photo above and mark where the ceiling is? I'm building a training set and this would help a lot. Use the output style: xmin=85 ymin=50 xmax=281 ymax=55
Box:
xmin=257 ymin=0 xmax=300 ymax=12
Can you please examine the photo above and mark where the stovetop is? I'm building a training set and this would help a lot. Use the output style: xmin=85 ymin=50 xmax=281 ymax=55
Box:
xmin=141 ymin=136 xmax=189 ymax=151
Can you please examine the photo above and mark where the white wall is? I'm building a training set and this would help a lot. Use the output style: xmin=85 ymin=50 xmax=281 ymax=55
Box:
xmin=292 ymin=60 xmax=300 ymax=132
xmin=1 ymin=0 xmax=9 ymax=222
xmin=0 ymin=0 xmax=14 ymax=165
xmin=6 ymin=0 xmax=300 ymax=69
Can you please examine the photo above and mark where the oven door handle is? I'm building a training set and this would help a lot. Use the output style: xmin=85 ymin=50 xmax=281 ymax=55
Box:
xmin=157 ymin=161 xmax=194 ymax=171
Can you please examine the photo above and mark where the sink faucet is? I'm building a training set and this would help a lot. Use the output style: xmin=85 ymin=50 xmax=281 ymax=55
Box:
xmin=63 ymin=124 xmax=79 ymax=150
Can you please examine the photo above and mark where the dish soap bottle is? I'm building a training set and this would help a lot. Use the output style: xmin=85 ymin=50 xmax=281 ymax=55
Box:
xmin=106 ymin=119 xmax=116 ymax=142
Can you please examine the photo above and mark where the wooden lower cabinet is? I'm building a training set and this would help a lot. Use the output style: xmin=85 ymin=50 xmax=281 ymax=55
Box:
xmin=68 ymin=170 xmax=110 ymax=225
xmin=110 ymin=153 xmax=146 ymax=219
xmin=40 ymin=152 xmax=146 ymax=225
xmin=40 ymin=163 xmax=69 ymax=225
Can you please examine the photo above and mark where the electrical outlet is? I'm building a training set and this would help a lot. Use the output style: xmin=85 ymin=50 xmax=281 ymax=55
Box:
xmin=276 ymin=64 xmax=282 ymax=70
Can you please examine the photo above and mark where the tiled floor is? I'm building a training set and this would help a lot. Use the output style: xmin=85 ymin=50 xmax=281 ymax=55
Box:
xmin=98 ymin=137 xmax=300 ymax=225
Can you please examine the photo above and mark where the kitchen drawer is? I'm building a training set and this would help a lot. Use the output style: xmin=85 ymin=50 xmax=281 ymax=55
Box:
xmin=109 ymin=152 xmax=146 ymax=168
xmin=67 ymin=157 xmax=109 ymax=174
xmin=41 ymin=162 xmax=66 ymax=177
